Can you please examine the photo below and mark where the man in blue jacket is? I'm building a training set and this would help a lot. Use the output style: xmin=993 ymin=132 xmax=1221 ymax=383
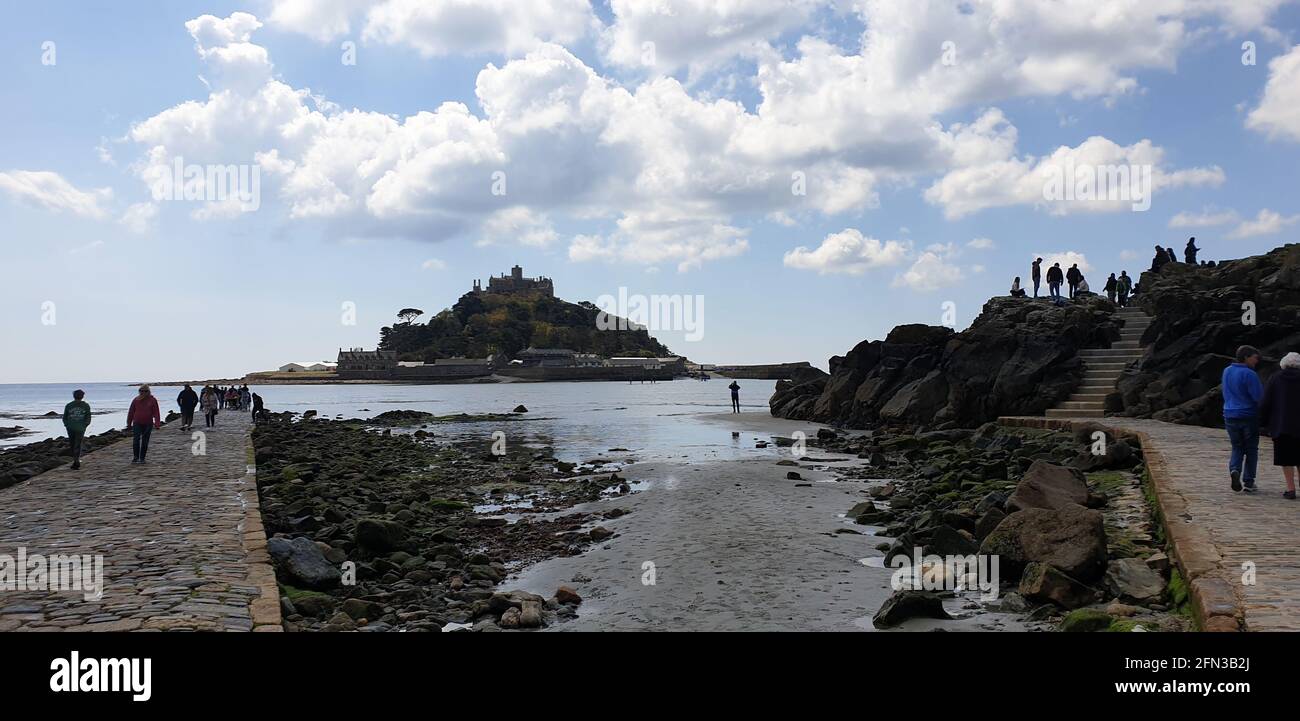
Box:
xmin=1223 ymin=345 xmax=1264 ymax=492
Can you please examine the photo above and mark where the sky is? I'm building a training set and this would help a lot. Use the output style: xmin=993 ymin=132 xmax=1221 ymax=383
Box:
xmin=1 ymin=0 xmax=1299 ymax=383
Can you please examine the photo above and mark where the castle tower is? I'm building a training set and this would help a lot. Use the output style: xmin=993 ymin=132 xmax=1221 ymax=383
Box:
xmin=511 ymin=264 xmax=523 ymax=280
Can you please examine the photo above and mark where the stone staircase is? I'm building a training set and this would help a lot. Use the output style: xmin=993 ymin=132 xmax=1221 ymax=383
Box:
xmin=1045 ymin=306 xmax=1149 ymax=419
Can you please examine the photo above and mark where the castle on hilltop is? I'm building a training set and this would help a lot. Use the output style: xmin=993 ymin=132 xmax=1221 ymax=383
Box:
xmin=471 ymin=265 xmax=554 ymax=297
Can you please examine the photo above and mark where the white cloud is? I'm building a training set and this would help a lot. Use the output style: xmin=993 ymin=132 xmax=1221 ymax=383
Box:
xmin=119 ymin=202 xmax=159 ymax=233
xmin=1033 ymin=251 xmax=1092 ymax=275
xmin=967 ymin=237 xmax=995 ymax=250
xmin=783 ymin=228 xmax=909 ymax=275
xmin=421 ymin=258 xmax=447 ymax=270
xmin=268 ymin=0 xmax=595 ymax=56
xmin=1119 ymin=249 xmax=1139 ymax=261
xmin=1247 ymin=44 xmax=1300 ymax=142
xmin=892 ymin=249 xmax=964 ymax=292
xmin=478 ymin=207 xmax=559 ymax=247
xmin=1169 ymin=207 xmax=1240 ymax=227
xmin=0 ymin=170 xmax=112 ymax=219
xmin=1228 ymin=208 xmax=1300 ymax=239
xmin=925 ymin=128 xmax=1224 ymax=219
xmin=601 ymin=0 xmax=820 ymax=76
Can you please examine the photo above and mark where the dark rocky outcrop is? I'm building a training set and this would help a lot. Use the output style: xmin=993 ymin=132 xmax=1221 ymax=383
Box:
xmin=978 ymin=505 xmax=1108 ymax=583
xmin=1005 ymin=461 xmax=1089 ymax=512
xmin=771 ymin=296 xmax=1119 ymax=429
xmin=1116 ymin=243 xmax=1300 ymax=426
xmin=268 ymin=536 xmax=341 ymax=589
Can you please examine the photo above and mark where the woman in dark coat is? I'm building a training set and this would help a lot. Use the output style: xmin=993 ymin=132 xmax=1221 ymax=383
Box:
xmin=1260 ymin=352 xmax=1300 ymax=499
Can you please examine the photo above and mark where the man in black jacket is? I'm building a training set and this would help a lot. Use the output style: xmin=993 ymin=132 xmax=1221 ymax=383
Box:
xmin=1046 ymin=262 xmax=1064 ymax=299
xmin=1065 ymin=263 xmax=1083 ymax=298
xmin=177 ymin=384 xmax=199 ymax=431
xmin=1031 ymin=257 xmax=1043 ymax=298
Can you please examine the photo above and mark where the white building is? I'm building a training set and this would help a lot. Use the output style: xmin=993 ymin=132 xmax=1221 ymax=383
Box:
xmin=278 ymin=361 xmax=337 ymax=372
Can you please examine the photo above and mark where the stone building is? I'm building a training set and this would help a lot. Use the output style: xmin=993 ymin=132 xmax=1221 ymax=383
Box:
xmin=471 ymin=265 xmax=554 ymax=297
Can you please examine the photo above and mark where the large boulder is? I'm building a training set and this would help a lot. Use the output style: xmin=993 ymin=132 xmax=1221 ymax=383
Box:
xmin=1006 ymin=461 xmax=1089 ymax=512
xmin=354 ymin=518 xmax=408 ymax=552
xmin=267 ymin=536 xmax=341 ymax=589
xmin=1018 ymin=562 xmax=1099 ymax=609
xmin=871 ymin=590 xmax=952 ymax=628
xmin=1103 ymin=558 xmax=1166 ymax=605
xmin=978 ymin=505 xmax=1108 ymax=583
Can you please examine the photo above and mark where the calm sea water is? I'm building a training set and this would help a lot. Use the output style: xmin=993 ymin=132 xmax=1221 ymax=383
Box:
xmin=0 ymin=381 xmax=782 ymax=463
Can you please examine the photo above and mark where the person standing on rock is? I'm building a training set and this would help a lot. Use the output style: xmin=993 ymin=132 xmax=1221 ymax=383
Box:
xmin=1117 ymin=271 xmax=1132 ymax=308
xmin=202 ymin=386 xmax=219 ymax=428
xmin=1031 ymin=258 xmax=1043 ymax=297
xmin=126 ymin=385 xmax=161 ymax=464
xmin=1185 ymin=237 xmax=1200 ymax=265
xmin=251 ymin=392 xmax=265 ymax=423
xmin=1046 ymin=262 xmax=1064 ymax=299
xmin=1104 ymin=273 xmax=1118 ymax=303
xmin=62 ymin=389 xmax=92 ymax=471
xmin=1260 ymin=352 xmax=1300 ymax=499
xmin=1223 ymin=345 xmax=1264 ymax=493
xmin=1166 ymin=247 xmax=1178 ymax=265
xmin=177 ymin=383 xmax=199 ymax=431
xmin=728 ymin=381 xmax=741 ymax=413
xmin=1065 ymin=263 xmax=1082 ymax=298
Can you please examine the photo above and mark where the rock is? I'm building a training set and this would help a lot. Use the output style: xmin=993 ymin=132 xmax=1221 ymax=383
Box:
xmin=1018 ymin=562 xmax=1098 ymax=609
xmin=267 ymin=536 xmax=341 ymax=589
xmin=498 ymin=607 xmax=522 ymax=628
xmin=769 ymin=295 xmax=1120 ymax=428
xmin=1059 ymin=608 xmax=1113 ymax=632
xmin=978 ymin=505 xmax=1108 ymax=583
xmin=555 ymin=585 xmax=582 ymax=606
xmin=923 ymin=524 xmax=978 ymax=557
xmin=1144 ymin=551 xmax=1170 ymax=575
xmin=1106 ymin=601 xmax=1140 ymax=617
xmin=1006 ymin=460 xmax=1089 ymax=512
xmin=341 ymin=598 xmax=383 ymax=621
xmin=354 ymin=518 xmax=408 ymax=552
xmin=589 ymin=526 xmax=614 ymax=541
xmin=785 ymin=471 xmax=802 ymax=480
xmin=513 ymin=405 xmax=528 ymax=413
xmin=872 ymin=590 xmax=952 ymax=628
xmin=518 ymin=600 xmax=544 ymax=628
xmin=974 ymin=508 xmax=1006 ymax=541
xmin=1103 ymin=558 xmax=1166 ymax=604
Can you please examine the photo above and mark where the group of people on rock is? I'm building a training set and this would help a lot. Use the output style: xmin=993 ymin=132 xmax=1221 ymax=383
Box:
xmin=1012 ymin=238 xmax=1217 ymax=306
xmin=1151 ymin=237 xmax=1217 ymax=272
xmin=59 ymin=383 xmax=265 ymax=469
xmin=1222 ymin=346 xmax=1300 ymax=500
xmin=1012 ymin=258 xmax=1133 ymax=305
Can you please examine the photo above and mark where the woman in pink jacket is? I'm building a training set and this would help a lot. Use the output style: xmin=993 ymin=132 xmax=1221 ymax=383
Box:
xmin=126 ymin=385 xmax=162 ymax=463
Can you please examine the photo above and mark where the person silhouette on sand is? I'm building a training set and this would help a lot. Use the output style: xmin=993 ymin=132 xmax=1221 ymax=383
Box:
xmin=728 ymin=381 xmax=740 ymax=413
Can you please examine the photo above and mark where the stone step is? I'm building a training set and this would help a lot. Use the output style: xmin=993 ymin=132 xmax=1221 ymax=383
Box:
xmin=1068 ymin=393 xmax=1110 ymax=402
xmin=1056 ymin=401 xmax=1104 ymax=411
xmin=1078 ymin=349 xmax=1142 ymax=357
xmin=1047 ymin=408 xmax=1105 ymax=418
xmin=1083 ymin=362 xmax=1130 ymax=370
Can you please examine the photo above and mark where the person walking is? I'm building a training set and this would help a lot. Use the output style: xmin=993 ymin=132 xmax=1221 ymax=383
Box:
xmin=1031 ymin=258 xmax=1043 ymax=298
xmin=127 ymin=385 xmax=162 ymax=464
xmin=1185 ymin=237 xmax=1200 ymax=265
xmin=202 ymin=386 xmax=219 ymax=428
xmin=239 ymin=385 xmax=251 ymax=411
xmin=1065 ymin=263 xmax=1082 ymax=299
xmin=1260 ymin=352 xmax=1300 ymax=499
xmin=62 ymin=389 xmax=92 ymax=470
xmin=728 ymin=381 xmax=740 ymax=413
xmin=1046 ymin=262 xmax=1064 ymax=299
xmin=177 ymin=383 xmax=199 ymax=431
xmin=1223 ymin=346 xmax=1264 ymax=492
xmin=1117 ymin=271 xmax=1132 ymax=308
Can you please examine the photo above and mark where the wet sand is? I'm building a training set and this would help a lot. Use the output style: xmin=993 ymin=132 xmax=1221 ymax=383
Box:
xmin=508 ymin=412 xmax=1031 ymax=631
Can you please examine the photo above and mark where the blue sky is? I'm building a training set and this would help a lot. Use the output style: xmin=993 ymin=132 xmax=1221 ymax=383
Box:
xmin=2 ymin=0 xmax=1299 ymax=383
